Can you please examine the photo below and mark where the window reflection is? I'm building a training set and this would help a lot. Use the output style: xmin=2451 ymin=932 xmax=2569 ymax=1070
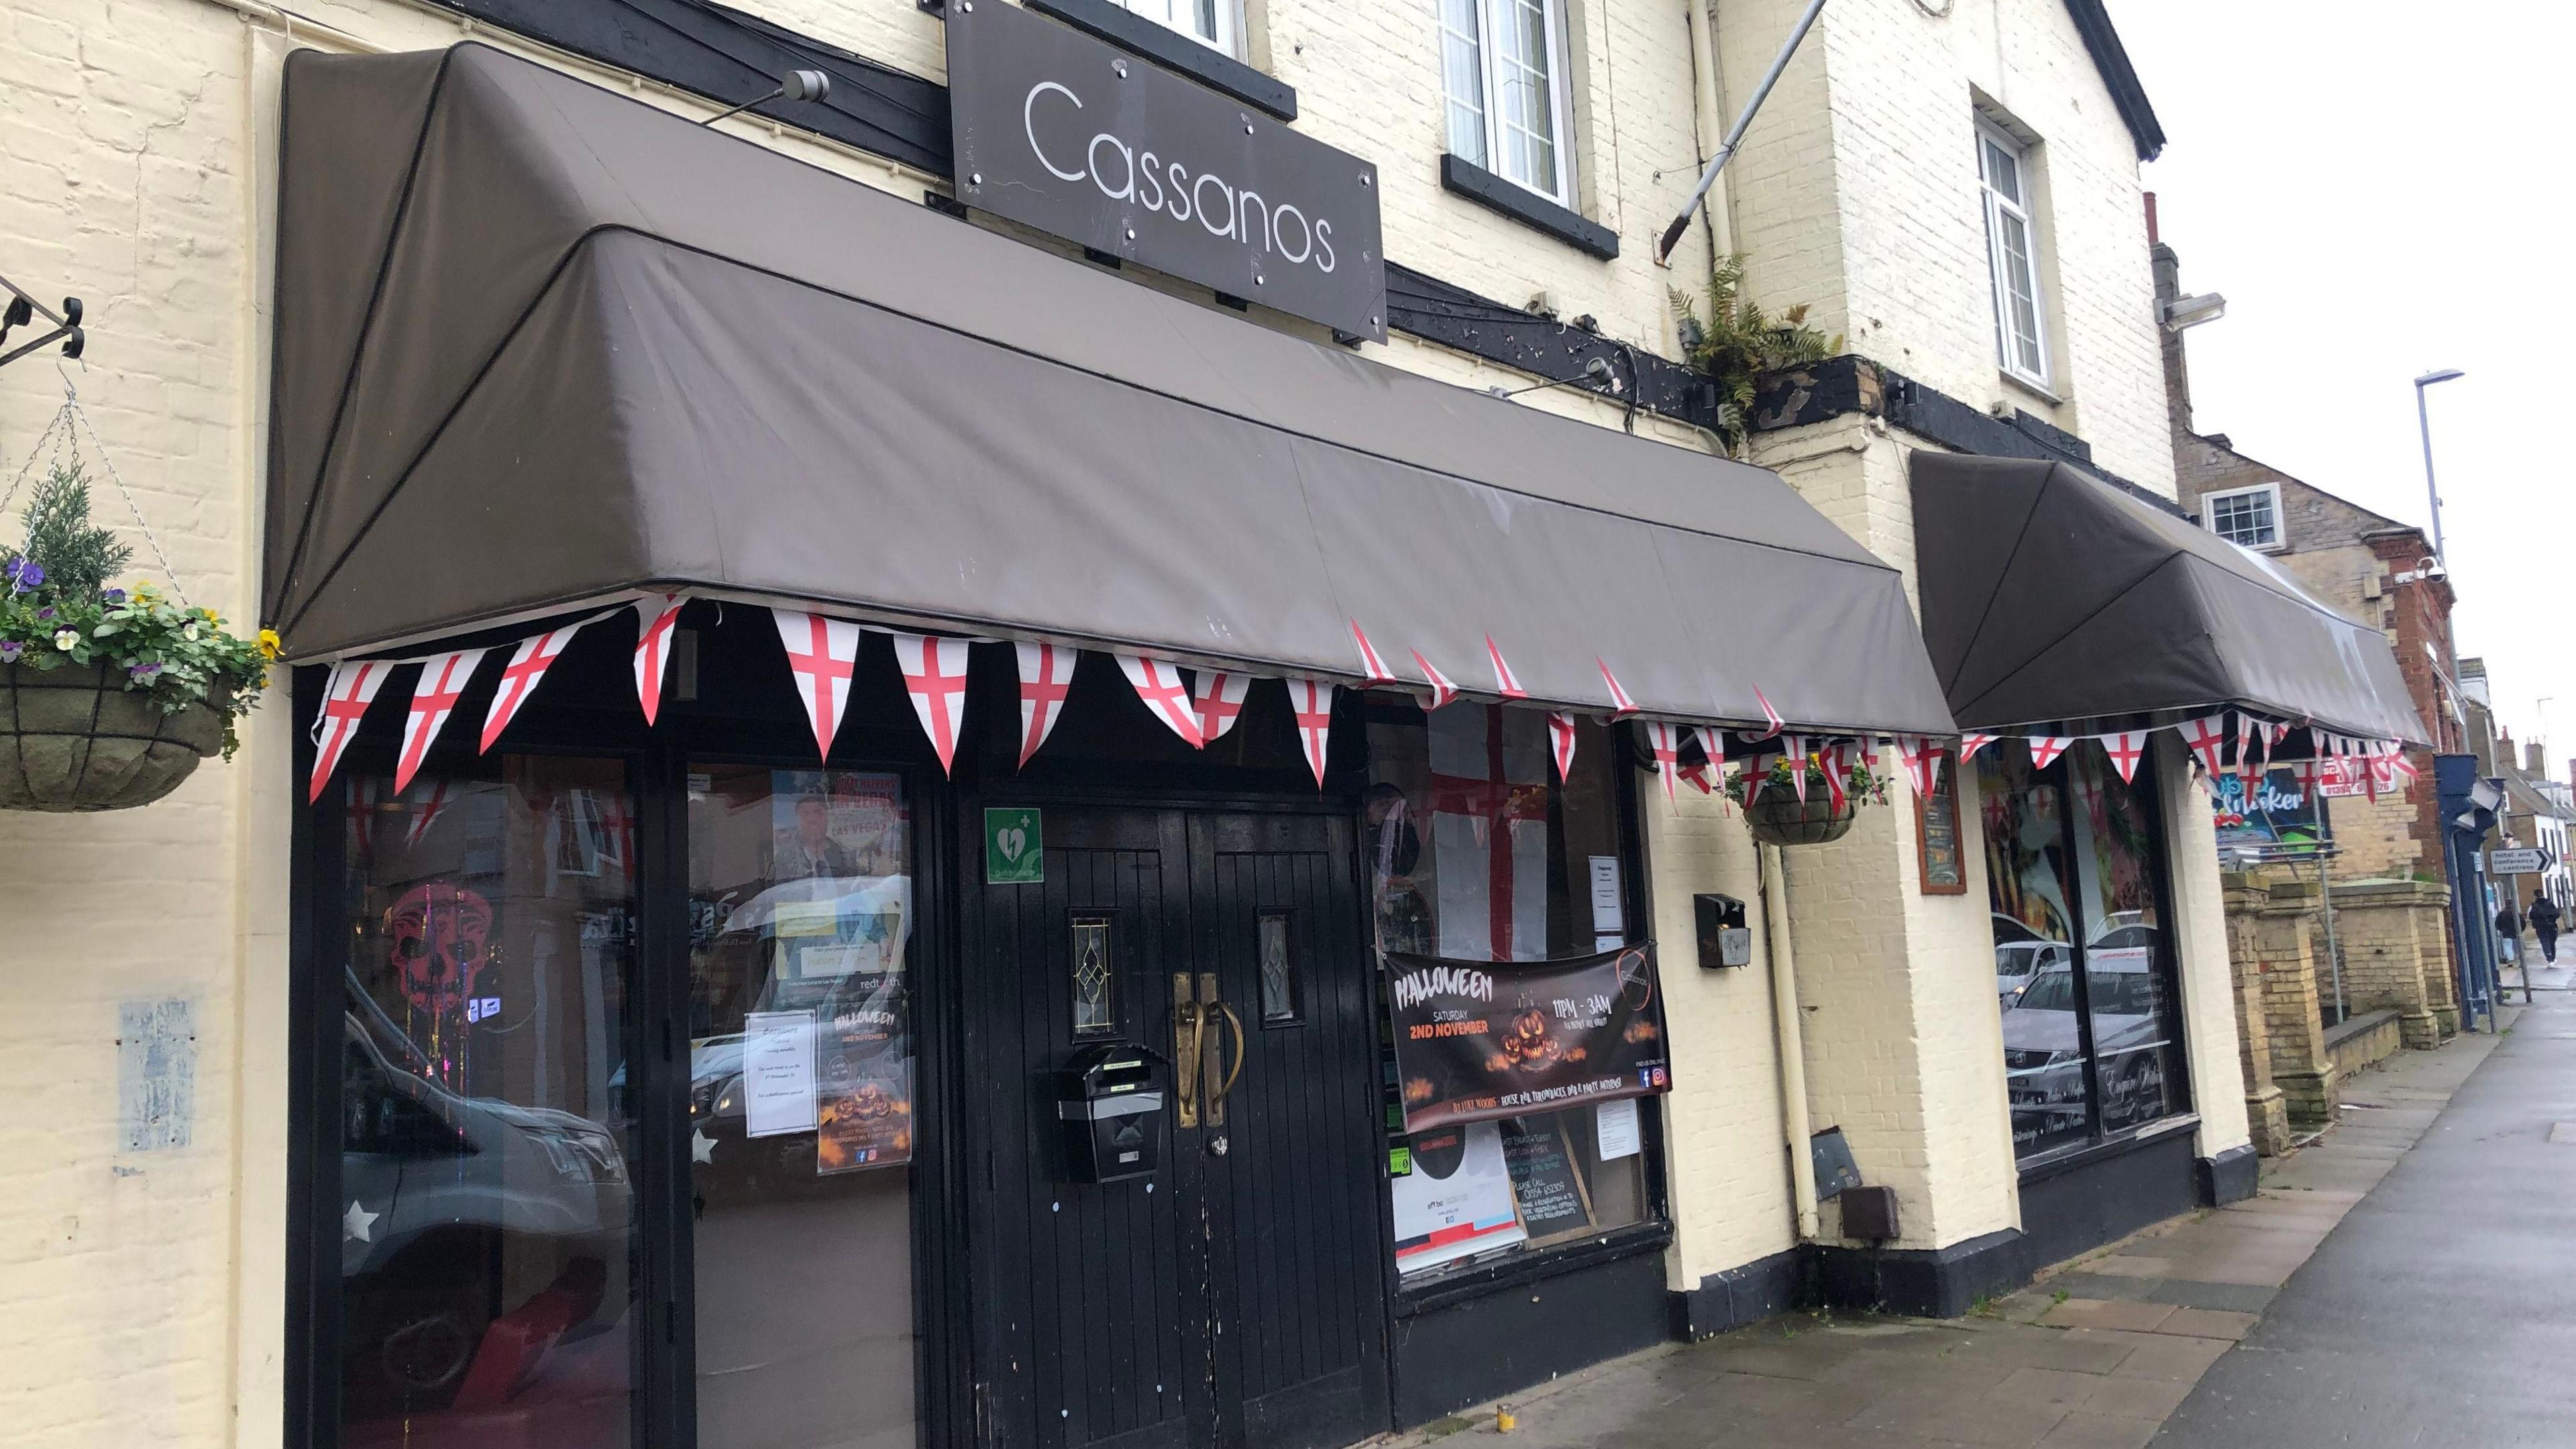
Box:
xmin=337 ymin=759 xmax=637 ymax=1449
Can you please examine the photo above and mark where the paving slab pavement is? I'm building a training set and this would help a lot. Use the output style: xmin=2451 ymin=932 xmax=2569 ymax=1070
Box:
xmin=1388 ymin=1020 xmax=2507 ymax=1449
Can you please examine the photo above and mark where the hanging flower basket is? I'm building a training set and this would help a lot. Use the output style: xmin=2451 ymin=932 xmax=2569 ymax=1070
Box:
xmin=1744 ymin=791 xmax=1857 ymax=847
xmin=0 ymin=660 xmax=233 ymax=810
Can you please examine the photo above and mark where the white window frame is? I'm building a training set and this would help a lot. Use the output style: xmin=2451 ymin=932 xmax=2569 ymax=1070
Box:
xmin=1439 ymin=0 xmax=1578 ymax=207
xmin=1976 ymin=120 xmax=2053 ymax=392
xmin=1113 ymin=0 xmax=1242 ymax=57
xmin=2203 ymin=482 xmax=2285 ymax=553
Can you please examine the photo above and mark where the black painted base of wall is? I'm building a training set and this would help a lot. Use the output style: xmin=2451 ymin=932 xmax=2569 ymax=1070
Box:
xmin=1670 ymin=1246 xmax=1805 ymax=1340
xmin=2197 ymin=1144 xmax=2259 ymax=1206
xmin=1391 ymin=1246 xmax=1670 ymax=1428
xmin=1809 ymin=1228 xmax=2039 ymax=1320
xmin=2019 ymin=1129 xmax=2201 ymax=1269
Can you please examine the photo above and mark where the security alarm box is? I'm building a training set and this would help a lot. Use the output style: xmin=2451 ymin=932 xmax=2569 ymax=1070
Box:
xmin=1695 ymin=894 xmax=1752 ymax=969
xmin=1057 ymin=1044 xmax=1165 ymax=1183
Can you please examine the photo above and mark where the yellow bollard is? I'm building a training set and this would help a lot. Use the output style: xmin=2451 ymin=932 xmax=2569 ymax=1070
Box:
xmin=1495 ymin=1406 xmax=1517 ymax=1434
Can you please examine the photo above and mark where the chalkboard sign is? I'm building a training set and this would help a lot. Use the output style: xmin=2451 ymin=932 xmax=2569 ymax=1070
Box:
xmin=1499 ymin=1116 xmax=1595 ymax=1238
xmin=1916 ymin=749 xmax=1966 ymax=894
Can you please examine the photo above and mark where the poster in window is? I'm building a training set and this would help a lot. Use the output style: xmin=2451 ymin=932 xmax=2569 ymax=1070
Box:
xmin=1384 ymin=943 xmax=1671 ymax=1132
xmin=1915 ymin=752 xmax=1966 ymax=894
xmin=1389 ymin=1118 xmax=1526 ymax=1275
xmin=2213 ymin=766 xmax=2324 ymax=854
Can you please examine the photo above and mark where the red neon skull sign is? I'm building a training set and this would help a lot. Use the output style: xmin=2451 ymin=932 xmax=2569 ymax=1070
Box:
xmin=388 ymin=881 xmax=494 ymax=1015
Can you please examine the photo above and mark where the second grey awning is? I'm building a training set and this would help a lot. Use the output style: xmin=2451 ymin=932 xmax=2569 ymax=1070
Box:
xmin=1911 ymin=453 xmax=2428 ymax=743
xmin=264 ymin=43 xmax=1955 ymax=737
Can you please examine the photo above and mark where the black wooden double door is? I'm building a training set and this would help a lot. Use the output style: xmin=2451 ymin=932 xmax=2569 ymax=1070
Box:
xmin=964 ymin=806 xmax=1391 ymax=1449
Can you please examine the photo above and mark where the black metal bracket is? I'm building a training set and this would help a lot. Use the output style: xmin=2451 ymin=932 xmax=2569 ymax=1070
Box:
xmin=0 ymin=272 xmax=83 ymax=370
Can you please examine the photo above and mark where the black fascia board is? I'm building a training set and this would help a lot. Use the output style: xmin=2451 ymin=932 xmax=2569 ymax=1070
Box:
xmin=1026 ymin=0 xmax=1295 ymax=121
xmin=2062 ymin=0 xmax=2166 ymax=161
xmin=1439 ymin=154 xmax=1620 ymax=260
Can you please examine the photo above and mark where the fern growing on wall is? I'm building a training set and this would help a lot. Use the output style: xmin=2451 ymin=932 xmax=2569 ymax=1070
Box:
xmin=1670 ymin=254 xmax=1841 ymax=454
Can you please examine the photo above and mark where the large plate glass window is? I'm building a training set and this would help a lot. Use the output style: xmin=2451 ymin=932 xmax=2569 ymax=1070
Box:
xmin=687 ymin=765 xmax=918 ymax=1449
xmin=1977 ymin=121 xmax=2051 ymax=390
xmin=1440 ymin=0 xmax=1576 ymax=203
xmin=1364 ymin=700 xmax=1656 ymax=1279
xmin=1980 ymin=740 xmax=2190 ymax=1161
xmin=1112 ymin=0 xmax=1240 ymax=55
xmin=334 ymin=756 xmax=639 ymax=1448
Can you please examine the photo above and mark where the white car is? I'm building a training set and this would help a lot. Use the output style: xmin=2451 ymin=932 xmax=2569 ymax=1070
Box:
xmin=1991 ymin=913 xmax=2070 ymax=1006
xmin=2000 ymin=927 xmax=2176 ymax=1140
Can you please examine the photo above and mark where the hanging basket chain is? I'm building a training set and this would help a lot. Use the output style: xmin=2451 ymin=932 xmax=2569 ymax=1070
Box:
xmin=1 ymin=366 xmax=191 ymax=608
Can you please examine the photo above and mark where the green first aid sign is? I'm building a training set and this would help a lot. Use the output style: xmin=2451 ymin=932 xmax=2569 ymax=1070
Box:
xmin=985 ymin=808 xmax=1043 ymax=884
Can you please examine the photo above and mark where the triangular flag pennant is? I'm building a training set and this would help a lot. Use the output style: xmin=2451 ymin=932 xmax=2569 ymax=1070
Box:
xmin=402 ymin=777 xmax=452 ymax=851
xmin=1782 ymin=734 xmax=1809 ymax=801
xmin=1286 ymin=677 xmax=1335 ymax=786
xmin=344 ymin=775 xmax=379 ymax=857
xmin=1350 ymin=621 xmax=1396 ymax=686
xmin=1678 ymin=759 xmax=1715 ymax=794
xmin=1547 ymin=710 xmax=1579 ymax=780
xmin=1598 ymin=659 xmax=1638 ymax=719
xmin=772 ymin=610 xmax=861 ymax=761
xmin=1960 ymin=733 xmax=1998 ymax=761
xmin=1895 ymin=735 xmax=1937 ymax=798
xmin=2390 ymin=746 xmax=2420 ymax=781
xmin=1117 ymin=653 xmax=1205 ymax=748
xmin=2247 ymin=717 xmax=2273 ymax=780
xmin=1742 ymin=751 xmax=1774 ymax=806
xmin=1191 ymin=667 xmax=1252 ymax=745
xmin=392 ymin=648 xmax=489 ymax=794
xmin=481 ymin=621 xmax=584 ymax=753
xmin=633 ymin=594 xmax=686 ymax=725
xmin=309 ymin=659 xmax=392 ymax=804
xmin=2099 ymin=730 xmax=2149 ymax=784
xmin=1485 ymin=635 xmax=1527 ymax=700
xmin=1645 ymin=722 xmax=1682 ymax=802
xmin=892 ymin=632 xmax=973 ymax=775
xmin=1410 ymin=649 xmax=1460 ymax=710
xmin=2290 ymin=756 xmax=2319 ymax=792
xmin=1695 ymin=725 xmax=1728 ymax=771
xmin=2236 ymin=714 xmax=2260 ymax=780
xmin=2028 ymin=735 xmax=2075 ymax=769
xmin=2179 ymin=713 xmax=2231 ymax=777
xmin=1015 ymin=642 xmax=1077 ymax=767
xmin=1746 ymin=686 xmax=1785 ymax=742
xmin=1819 ymin=740 xmax=1850 ymax=813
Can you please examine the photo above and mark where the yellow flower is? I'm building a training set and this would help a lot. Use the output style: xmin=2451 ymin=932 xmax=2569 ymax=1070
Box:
xmin=258 ymin=628 xmax=282 ymax=661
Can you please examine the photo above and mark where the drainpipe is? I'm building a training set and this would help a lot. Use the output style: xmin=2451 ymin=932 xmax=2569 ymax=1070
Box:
xmin=1682 ymin=0 xmax=1737 ymax=260
xmin=1761 ymin=841 xmax=1821 ymax=1238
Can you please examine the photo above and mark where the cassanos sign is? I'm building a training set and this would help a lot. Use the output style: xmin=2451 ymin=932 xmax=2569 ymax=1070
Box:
xmin=947 ymin=0 xmax=1387 ymax=341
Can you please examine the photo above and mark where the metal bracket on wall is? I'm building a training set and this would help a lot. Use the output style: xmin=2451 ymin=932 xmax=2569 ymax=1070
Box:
xmin=0 ymin=272 xmax=83 ymax=370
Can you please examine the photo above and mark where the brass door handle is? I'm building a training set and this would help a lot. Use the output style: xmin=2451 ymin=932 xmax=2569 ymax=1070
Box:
xmin=1172 ymin=971 xmax=1203 ymax=1129
xmin=1204 ymin=1002 xmax=1246 ymax=1126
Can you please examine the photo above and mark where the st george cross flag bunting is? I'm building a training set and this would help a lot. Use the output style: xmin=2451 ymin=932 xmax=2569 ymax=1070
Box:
xmin=1598 ymin=659 xmax=1639 ymax=719
xmin=2237 ymin=714 xmax=2261 ymax=780
xmin=1819 ymin=740 xmax=1851 ymax=813
xmin=311 ymin=659 xmax=392 ymax=803
xmin=1678 ymin=759 xmax=1715 ymax=794
xmin=772 ymin=610 xmax=862 ymax=760
xmin=403 ymin=778 xmax=452 ymax=852
xmin=2180 ymin=713 xmax=2232 ymax=778
xmin=1747 ymin=686 xmax=1785 ymax=742
xmin=633 ymin=594 xmax=686 ymax=726
xmin=1411 ymin=650 xmax=1460 ymax=710
xmin=1117 ymin=654 xmax=1205 ymax=749
xmin=1191 ymin=668 xmax=1251 ymax=745
xmin=1894 ymin=735 xmax=1939 ymax=798
xmin=2098 ymin=730 xmax=2149 ymax=784
xmin=2290 ymin=756 xmax=2320 ymax=792
xmin=393 ymin=648 xmax=488 ymax=794
xmin=1350 ymin=620 xmax=1397 ymax=686
xmin=2027 ymin=735 xmax=2075 ymax=770
xmin=1782 ymin=734 xmax=1809 ymax=801
xmin=1547 ymin=710 xmax=1579 ymax=780
xmin=1645 ymin=722 xmax=1682 ymax=801
xmin=1960 ymin=733 xmax=1998 ymax=761
xmin=1015 ymin=642 xmax=1077 ymax=766
xmin=482 ymin=622 xmax=582 ymax=753
xmin=1695 ymin=725 xmax=1728 ymax=773
xmin=892 ymin=633 xmax=973 ymax=775
xmin=1286 ymin=678 xmax=1336 ymax=786
xmin=1485 ymin=635 xmax=1527 ymax=700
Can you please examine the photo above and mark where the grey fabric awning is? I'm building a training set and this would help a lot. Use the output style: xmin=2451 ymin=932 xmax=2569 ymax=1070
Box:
xmin=265 ymin=43 xmax=1955 ymax=737
xmin=1910 ymin=453 xmax=2428 ymax=743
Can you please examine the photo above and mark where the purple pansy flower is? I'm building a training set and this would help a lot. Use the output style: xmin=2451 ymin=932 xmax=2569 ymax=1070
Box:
xmin=0 ymin=641 xmax=21 ymax=663
xmin=2 ymin=556 xmax=40 ymax=594
xmin=35 ymin=606 xmax=56 ymax=622
xmin=100 ymin=588 xmax=124 ymax=604
xmin=128 ymin=661 xmax=164 ymax=681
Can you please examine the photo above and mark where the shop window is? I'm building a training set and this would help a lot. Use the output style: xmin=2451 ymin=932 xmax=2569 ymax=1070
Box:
xmin=335 ymin=755 xmax=639 ymax=1448
xmin=1440 ymin=0 xmax=1575 ymax=204
xmin=1980 ymin=741 xmax=2191 ymax=1161
xmin=686 ymin=764 xmax=916 ymax=1449
xmin=1365 ymin=701 xmax=1658 ymax=1281
xmin=1977 ymin=120 xmax=2052 ymax=390
xmin=1071 ymin=915 xmax=1117 ymax=1037
xmin=2203 ymin=483 xmax=2283 ymax=552
xmin=1113 ymin=0 xmax=1241 ymax=55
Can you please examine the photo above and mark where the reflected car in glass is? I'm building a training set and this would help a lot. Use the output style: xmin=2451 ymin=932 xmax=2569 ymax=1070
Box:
xmin=1999 ymin=929 xmax=2174 ymax=1138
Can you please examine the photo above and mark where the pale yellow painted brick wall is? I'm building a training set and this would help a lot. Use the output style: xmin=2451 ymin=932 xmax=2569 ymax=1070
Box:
xmin=2157 ymin=733 xmax=2255 ymax=1161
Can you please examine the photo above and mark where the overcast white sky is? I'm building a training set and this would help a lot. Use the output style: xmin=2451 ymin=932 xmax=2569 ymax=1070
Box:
xmin=2103 ymin=1 xmax=2573 ymax=761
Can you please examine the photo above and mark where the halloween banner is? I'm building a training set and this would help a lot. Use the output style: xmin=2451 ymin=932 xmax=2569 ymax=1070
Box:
xmin=1385 ymin=943 xmax=1672 ymax=1133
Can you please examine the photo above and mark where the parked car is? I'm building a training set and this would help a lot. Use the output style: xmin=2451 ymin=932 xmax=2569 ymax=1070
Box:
xmin=1999 ymin=929 xmax=2176 ymax=1140
xmin=1991 ymin=913 xmax=2071 ymax=1007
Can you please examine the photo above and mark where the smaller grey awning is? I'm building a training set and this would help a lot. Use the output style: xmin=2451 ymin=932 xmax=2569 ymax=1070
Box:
xmin=1911 ymin=453 xmax=2429 ymax=744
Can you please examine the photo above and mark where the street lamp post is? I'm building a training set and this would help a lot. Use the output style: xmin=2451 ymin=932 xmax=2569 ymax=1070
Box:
xmin=2416 ymin=368 xmax=2465 ymax=566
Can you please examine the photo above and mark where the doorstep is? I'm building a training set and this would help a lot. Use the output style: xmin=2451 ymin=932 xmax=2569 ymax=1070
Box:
xmin=1383 ymin=1022 xmax=2504 ymax=1449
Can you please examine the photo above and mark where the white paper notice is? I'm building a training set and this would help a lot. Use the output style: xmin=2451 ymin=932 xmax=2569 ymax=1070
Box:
xmin=1589 ymin=856 xmax=1624 ymax=933
xmin=1596 ymin=1097 xmax=1642 ymax=1161
xmin=743 ymin=1010 xmax=818 ymax=1138
xmin=1595 ymin=934 xmax=1625 ymax=954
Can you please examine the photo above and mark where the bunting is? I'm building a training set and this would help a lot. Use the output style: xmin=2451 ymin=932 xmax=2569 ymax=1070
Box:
xmin=1818 ymin=739 xmax=1850 ymax=813
xmin=393 ymin=648 xmax=489 ymax=794
xmin=1894 ymin=735 xmax=1939 ymax=797
xmin=1191 ymin=667 xmax=1252 ymax=744
xmin=1695 ymin=725 xmax=1728 ymax=773
xmin=1485 ymin=635 xmax=1527 ymax=700
xmin=2236 ymin=714 xmax=2261 ymax=781
xmin=1286 ymin=678 xmax=1336 ymax=786
xmin=1546 ymin=710 xmax=1579 ymax=780
xmin=1746 ymin=686 xmax=1785 ymax=743
xmin=309 ymin=659 xmax=392 ymax=803
xmin=632 ymin=594 xmax=686 ymax=726
xmin=1782 ymin=733 xmax=1809 ymax=801
xmin=1014 ymin=642 xmax=1077 ymax=766
xmin=2028 ymin=735 xmax=2075 ymax=770
xmin=481 ymin=621 xmax=583 ymax=753
xmin=1117 ymin=653 xmax=1205 ymax=748
xmin=772 ymin=610 xmax=861 ymax=761
xmin=1350 ymin=620 xmax=1396 ymax=686
xmin=1597 ymin=659 xmax=1638 ymax=719
xmin=1645 ymin=722 xmax=1682 ymax=802
xmin=1411 ymin=649 xmax=1460 ymax=710
xmin=2179 ymin=713 xmax=2232 ymax=778
xmin=2099 ymin=730 xmax=2149 ymax=784
xmin=892 ymin=632 xmax=973 ymax=775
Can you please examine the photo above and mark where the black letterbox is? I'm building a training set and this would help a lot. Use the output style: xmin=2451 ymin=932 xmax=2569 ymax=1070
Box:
xmin=1056 ymin=1044 xmax=1165 ymax=1183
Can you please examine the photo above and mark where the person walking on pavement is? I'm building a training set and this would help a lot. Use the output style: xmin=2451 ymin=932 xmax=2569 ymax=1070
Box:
xmin=2496 ymin=900 xmax=2523 ymax=969
xmin=2530 ymin=890 xmax=2561 ymax=965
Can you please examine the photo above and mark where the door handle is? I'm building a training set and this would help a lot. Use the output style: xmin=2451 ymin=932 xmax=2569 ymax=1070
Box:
xmin=1204 ymin=1002 xmax=1246 ymax=1127
xmin=1172 ymin=971 xmax=1203 ymax=1130
xmin=1196 ymin=971 xmax=1245 ymax=1128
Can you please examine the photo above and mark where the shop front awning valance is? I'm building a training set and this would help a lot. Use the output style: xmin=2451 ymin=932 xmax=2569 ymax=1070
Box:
xmin=1910 ymin=453 xmax=2428 ymax=745
xmin=266 ymin=43 xmax=1955 ymax=737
